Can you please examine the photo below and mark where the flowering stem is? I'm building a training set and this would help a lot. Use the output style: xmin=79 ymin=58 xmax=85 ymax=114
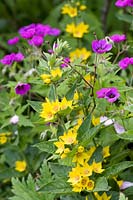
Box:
xmin=113 ymin=44 xmax=126 ymax=64
xmin=67 ymin=63 xmax=93 ymax=89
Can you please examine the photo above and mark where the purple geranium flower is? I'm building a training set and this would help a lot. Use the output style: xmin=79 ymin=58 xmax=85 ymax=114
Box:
xmin=92 ymin=39 xmax=113 ymax=54
xmin=129 ymin=57 xmax=133 ymax=65
xmin=110 ymin=34 xmax=126 ymax=43
xmin=28 ymin=35 xmax=44 ymax=46
xmin=118 ymin=57 xmax=131 ymax=69
xmin=61 ymin=57 xmax=70 ymax=68
xmin=115 ymin=0 xmax=133 ymax=7
xmin=14 ymin=52 xmax=24 ymax=62
xmin=0 ymin=53 xmax=16 ymax=65
xmin=35 ymin=24 xmax=51 ymax=37
xmin=48 ymin=28 xmax=61 ymax=36
xmin=7 ymin=37 xmax=19 ymax=45
xmin=18 ymin=24 xmax=36 ymax=39
xmin=96 ymin=88 xmax=109 ymax=98
xmin=96 ymin=87 xmax=120 ymax=103
xmin=15 ymin=83 xmax=31 ymax=95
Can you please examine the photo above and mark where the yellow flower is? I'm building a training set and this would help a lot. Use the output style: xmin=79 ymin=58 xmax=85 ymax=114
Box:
xmin=103 ymin=146 xmax=110 ymax=158
xmin=92 ymin=161 xmax=104 ymax=174
xmin=80 ymin=177 xmax=90 ymax=189
xmin=66 ymin=22 xmax=89 ymax=38
xmin=40 ymin=102 xmax=55 ymax=121
xmin=73 ymin=22 xmax=89 ymax=38
xmin=0 ymin=132 xmax=11 ymax=144
xmin=94 ymin=192 xmax=111 ymax=200
xmin=70 ymin=48 xmax=91 ymax=62
xmin=51 ymin=100 xmax=61 ymax=113
xmin=80 ymin=5 xmax=87 ymax=10
xmin=40 ymin=74 xmax=51 ymax=84
xmin=68 ymin=165 xmax=82 ymax=185
xmin=72 ymin=146 xmax=89 ymax=165
xmin=86 ymin=179 xmax=95 ymax=191
xmin=54 ymin=140 xmax=65 ymax=154
xmin=61 ymin=148 xmax=71 ymax=159
xmin=80 ymin=163 xmax=93 ymax=177
xmin=60 ymin=97 xmax=73 ymax=110
xmin=0 ymin=135 xmax=7 ymax=144
xmin=66 ymin=23 xmax=76 ymax=34
xmin=61 ymin=4 xmax=77 ymax=18
xmin=72 ymin=182 xmax=83 ymax=192
xmin=15 ymin=160 xmax=27 ymax=172
xmin=51 ymin=68 xmax=62 ymax=78
xmin=61 ymin=4 xmax=70 ymax=14
xmin=60 ymin=129 xmax=77 ymax=145
xmin=86 ymin=146 xmax=96 ymax=161
xmin=92 ymin=116 xmax=100 ymax=126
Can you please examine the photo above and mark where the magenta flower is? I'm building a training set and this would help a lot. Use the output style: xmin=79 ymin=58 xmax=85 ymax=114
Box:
xmin=15 ymin=83 xmax=31 ymax=95
xmin=0 ymin=53 xmax=16 ymax=65
xmin=92 ymin=39 xmax=113 ymax=54
xmin=14 ymin=52 xmax=24 ymax=62
xmin=48 ymin=28 xmax=61 ymax=36
xmin=115 ymin=0 xmax=133 ymax=7
xmin=7 ymin=37 xmax=19 ymax=45
xmin=118 ymin=57 xmax=131 ymax=69
xmin=19 ymin=24 xmax=36 ymax=39
xmin=96 ymin=87 xmax=120 ymax=103
xmin=35 ymin=24 xmax=51 ymax=37
xmin=61 ymin=57 xmax=70 ymax=68
xmin=129 ymin=57 xmax=133 ymax=65
xmin=28 ymin=35 xmax=44 ymax=46
xmin=96 ymin=88 xmax=109 ymax=98
xmin=110 ymin=34 xmax=126 ymax=43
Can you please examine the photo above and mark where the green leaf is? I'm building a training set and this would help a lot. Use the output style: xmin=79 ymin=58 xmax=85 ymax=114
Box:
xmin=10 ymin=175 xmax=43 ymax=200
xmin=48 ymin=84 xmax=56 ymax=101
xmin=65 ymin=82 xmax=76 ymax=100
xmin=80 ymin=126 xmax=101 ymax=147
xmin=33 ymin=141 xmax=55 ymax=153
xmin=116 ymin=13 xmax=133 ymax=24
xmin=49 ymin=163 xmax=71 ymax=178
xmin=40 ymin=177 xmax=72 ymax=194
xmin=77 ymin=114 xmax=92 ymax=140
xmin=93 ymin=177 xmax=110 ymax=191
xmin=116 ymin=130 xmax=133 ymax=141
xmin=124 ymin=105 xmax=133 ymax=112
xmin=119 ymin=192 xmax=127 ymax=200
xmin=27 ymin=100 xmax=42 ymax=113
xmin=19 ymin=116 xmax=34 ymax=127
xmin=36 ymin=161 xmax=53 ymax=188
xmin=104 ymin=161 xmax=133 ymax=177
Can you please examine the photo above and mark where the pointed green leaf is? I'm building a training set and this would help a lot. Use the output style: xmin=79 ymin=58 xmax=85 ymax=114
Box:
xmin=93 ymin=177 xmax=110 ymax=191
xmin=104 ymin=161 xmax=133 ymax=177
xmin=34 ymin=141 xmax=55 ymax=153
xmin=27 ymin=100 xmax=42 ymax=113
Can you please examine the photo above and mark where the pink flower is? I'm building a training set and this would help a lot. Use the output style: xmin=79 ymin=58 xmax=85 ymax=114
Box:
xmin=110 ymin=34 xmax=126 ymax=43
xmin=15 ymin=83 xmax=31 ymax=95
xmin=14 ymin=52 xmax=24 ymax=62
xmin=10 ymin=115 xmax=19 ymax=124
xmin=96 ymin=87 xmax=120 ymax=103
xmin=92 ymin=39 xmax=112 ymax=54
xmin=61 ymin=57 xmax=70 ymax=68
xmin=28 ymin=35 xmax=44 ymax=46
xmin=7 ymin=37 xmax=19 ymax=45
xmin=118 ymin=57 xmax=132 ymax=69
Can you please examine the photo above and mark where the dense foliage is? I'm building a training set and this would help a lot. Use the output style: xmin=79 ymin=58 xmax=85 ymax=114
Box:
xmin=0 ymin=0 xmax=133 ymax=200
